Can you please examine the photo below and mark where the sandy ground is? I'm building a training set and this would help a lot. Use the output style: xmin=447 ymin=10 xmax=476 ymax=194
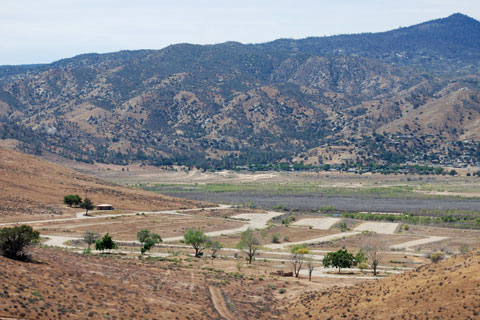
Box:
xmin=264 ymin=231 xmax=360 ymax=250
xmin=292 ymin=217 xmax=340 ymax=230
xmin=353 ymin=221 xmax=399 ymax=234
xmin=390 ymin=236 xmax=449 ymax=251
xmin=33 ymin=207 xmax=286 ymax=247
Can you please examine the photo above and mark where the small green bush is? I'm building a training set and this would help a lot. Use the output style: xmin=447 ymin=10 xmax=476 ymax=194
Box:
xmin=271 ymin=233 xmax=281 ymax=243
xmin=429 ymin=252 xmax=445 ymax=263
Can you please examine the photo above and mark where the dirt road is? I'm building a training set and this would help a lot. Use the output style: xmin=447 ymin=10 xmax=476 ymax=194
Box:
xmin=209 ymin=286 xmax=236 ymax=320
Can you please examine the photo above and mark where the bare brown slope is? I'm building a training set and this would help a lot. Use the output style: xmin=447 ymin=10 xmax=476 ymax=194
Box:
xmin=289 ymin=251 xmax=480 ymax=319
xmin=379 ymin=89 xmax=480 ymax=141
xmin=0 ymin=248 xmax=285 ymax=320
xmin=0 ymin=147 xmax=207 ymax=218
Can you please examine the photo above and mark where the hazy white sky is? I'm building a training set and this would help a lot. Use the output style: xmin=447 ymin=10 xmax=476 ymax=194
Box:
xmin=1 ymin=0 xmax=479 ymax=65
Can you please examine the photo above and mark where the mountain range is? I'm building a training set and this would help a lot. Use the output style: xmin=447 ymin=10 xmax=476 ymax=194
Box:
xmin=1 ymin=13 xmax=480 ymax=169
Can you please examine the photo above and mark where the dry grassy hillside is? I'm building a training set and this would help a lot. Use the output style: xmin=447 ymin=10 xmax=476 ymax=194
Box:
xmin=0 ymin=248 xmax=286 ymax=320
xmin=0 ymin=147 xmax=206 ymax=218
xmin=289 ymin=251 xmax=480 ymax=319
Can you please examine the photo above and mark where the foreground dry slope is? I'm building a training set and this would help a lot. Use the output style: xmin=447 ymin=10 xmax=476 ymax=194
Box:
xmin=0 ymin=248 xmax=285 ymax=320
xmin=289 ymin=251 xmax=480 ymax=319
xmin=0 ymin=147 xmax=205 ymax=218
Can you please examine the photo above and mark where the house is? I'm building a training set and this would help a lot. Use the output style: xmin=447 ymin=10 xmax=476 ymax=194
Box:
xmin=97 ymin=204 xmax=114 ymax=210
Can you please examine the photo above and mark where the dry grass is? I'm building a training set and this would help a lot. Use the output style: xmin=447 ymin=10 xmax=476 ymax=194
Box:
xmin=0 ymin=147 xmax=209 ymax=219
xmin=0 ymin=248 xmax=292 ymax=319
xmin=289 ymin=250 xmax=480 ymax=319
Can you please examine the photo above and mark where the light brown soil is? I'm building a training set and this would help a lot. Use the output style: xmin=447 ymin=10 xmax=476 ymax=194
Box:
xmin=35 ymin=214 xmax=245 ymax=240
xmin=311 ymin=233 xmax=425 ymax=251
xmin=289 ymin=251 xmax=480 ymax=319
xmin=0 ymin=147 xmax=209 ymax=218
xmin=0 ymin=248 xmax=292 ymax=320
xmin=211 ymin=226 xmax=336 ymax=248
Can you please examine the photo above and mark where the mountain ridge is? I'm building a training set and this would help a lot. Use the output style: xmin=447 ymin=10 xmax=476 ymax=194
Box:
xmin=1 ymin=13 xmax=480 ymax=169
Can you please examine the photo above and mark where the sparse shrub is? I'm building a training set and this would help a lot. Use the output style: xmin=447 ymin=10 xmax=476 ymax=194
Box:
xmin=354 ymin=249 xmax=367 ymax=265
xmin=358 ymin=262 xmax=369 ymax=271
xmin=429 ymin=252 xmax=445 ymax=263
xmin=0 ymin=225 xmax=40 ymax=260
xmin=339 ymin=222 xmax=349 ymax=232
xmin=95 ymin=233 xmax=117 ymax=252
xmin=278 ymin=288 xmax=286 ymax=294
xmin=271 ymin=233 xmax=281 ymax=243
xmin=401 ymin=224 xmax=410 ymax=232
xmin=459 ymin=244 xmax=470 ymax=254
xmin=83 ymin=247 xmax=91 ymax=255
xmin=207 ymin=239 xmax=223 ymax=258
xmin=83 ymin=231 xmax=100 ymax=249
xmin=272 ymin=204 xmax=288 ymax=211
xmin=236 ymin=262 xmax=243 ymax=272
xmin=319 ymin=205 xmax=336 ymax=213
xmin=283 ymin=235 xmax=290 ymax=242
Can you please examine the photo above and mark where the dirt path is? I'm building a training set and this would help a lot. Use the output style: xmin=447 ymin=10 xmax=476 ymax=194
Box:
xmin=162 ymin=211 xmax=285 ymax=242
xmin=209 ymin=286 xmax=236 ymax=320
xmin=0 ymin=205 xmax=229 ymax=227
xmin=35 ymin=209 xmax=284 ymax=249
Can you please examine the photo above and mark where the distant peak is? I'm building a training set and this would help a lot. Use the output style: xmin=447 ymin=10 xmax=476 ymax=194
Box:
xmin=448 ymin=13 xmax=471 ymax=19
xmin=443 ymin=13 xmax=479 ymax=23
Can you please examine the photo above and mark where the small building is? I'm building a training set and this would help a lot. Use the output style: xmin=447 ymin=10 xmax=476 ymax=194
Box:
xmin=97 ymin=204 xmax=114 ymax=210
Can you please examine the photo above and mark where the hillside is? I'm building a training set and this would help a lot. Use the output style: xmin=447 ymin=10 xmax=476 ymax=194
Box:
xmin=1 ymin=14 xmax=480 ymax=169
xmin=289 ymin=251 xmax=480 ymax=319
xmin=0 ymin=248 xmax=286 ymax=319
xmin=0 ymin=147 xmax=204 ymax=219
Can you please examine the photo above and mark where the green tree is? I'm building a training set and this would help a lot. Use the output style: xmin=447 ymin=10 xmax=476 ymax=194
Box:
xmin=322 ymin=249 xmax=354 ymax=273
xmin=137 ymin=229 xmax=162 ymax=254
xmin=0 ymin=225 xmax=40 ymax=260
xmin=184 ymin=229 xmax=209 ymax=258
xmin=207 ymin=239 xmax=223 ymax=258
xmin=137 ymin=229 xmax=151 ymax=244
xmin=95 ymin=233 xmax=117 ymax=252
xmin=83 ymin=231 xmax=100 ymax=249
xmin=237 ymin=228 xmax=261 ymax=264
xmin=80 ymin=198 xmax=94 ymax=216
xmin=355 ymin=248 xmax=367 ymax=265
xmin=63 ymin=195 xmax=82 ymax=207
xmin=291 ymin=244 xmax=309 ymax=277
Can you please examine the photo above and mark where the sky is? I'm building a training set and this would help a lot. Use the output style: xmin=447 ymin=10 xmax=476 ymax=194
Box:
xmin=1 ymin=0 xmax=480 ymax=65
